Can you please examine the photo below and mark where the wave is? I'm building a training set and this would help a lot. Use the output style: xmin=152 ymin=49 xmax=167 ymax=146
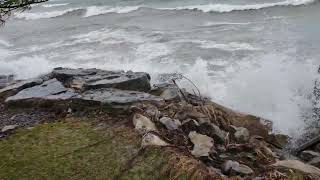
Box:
xmin=14 ymin=8 xmax=83 ymax=20
xmin=161 ymin=0 xmax=316 ymax=13
xmin=84 ymin=6 xmax=140 ymax=17
xmin=42 ymin=3 xmax=69 ymax=8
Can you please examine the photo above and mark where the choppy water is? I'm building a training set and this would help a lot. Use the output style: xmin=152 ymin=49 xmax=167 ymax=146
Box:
xmin=0 ymin=0 xmax=320 ymax=136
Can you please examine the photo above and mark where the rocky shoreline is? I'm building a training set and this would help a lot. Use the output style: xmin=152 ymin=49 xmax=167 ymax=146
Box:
xmin=1 ymin=67 xmax=320 ymax=179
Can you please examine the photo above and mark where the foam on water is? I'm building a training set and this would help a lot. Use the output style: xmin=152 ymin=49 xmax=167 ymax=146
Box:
xmin=84 ymin=6 xmax=140 ymax=17
xmin=14 ymin=8 xmax=82 ymax=20
xmin=42 ymin=3 xmax=69 ymax=8
xmin=163 ymin=0 xmax=316 ymax=13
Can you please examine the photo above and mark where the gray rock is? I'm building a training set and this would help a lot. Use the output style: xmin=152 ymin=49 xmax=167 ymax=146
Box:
xmin=1 ymin=125 xmax=18 ymax=133
xmin=52 ymin=68 xmax=151 ymax=92
xmin=300 ymin=151 xmax=320 ymax=162
xmin=5 ymin=79 xmax=77 ymax=104
xmin=198 ymin=122 xmax=227 ymax=144
xmin=222 ymin=160 xmax=254 ymax=176
xmin=73 ymin=88 xmax=162 ymax=110
xmin=308 ymin=157 xmax=320 ymax=168
xmin=133 ymin=113 xmax=157 ymax=133
xmin=188 ymin=131 xmax=214 ymax=157
xmin=272 ymin=160 xmax=320 ymax=176
xmin=159 ymin=117 xmax=181 ymax=130
xmin=0 ymin=75 xmax=14 ymax=89
xmin=142 ymin=132 xmax=169 ymax=147
xmin=231 ymin=126 xmax=250 ymax=143
xmin=0 ymin=78 xmax=44 ymax=101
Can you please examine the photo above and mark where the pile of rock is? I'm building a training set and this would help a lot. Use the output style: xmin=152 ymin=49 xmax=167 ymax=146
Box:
xmin=1 ymin=67 xmax=320 ymax=179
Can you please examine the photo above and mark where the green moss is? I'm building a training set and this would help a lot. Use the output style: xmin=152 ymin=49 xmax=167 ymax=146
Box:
xmin=0 ymin=121 xmax=171 ymax=179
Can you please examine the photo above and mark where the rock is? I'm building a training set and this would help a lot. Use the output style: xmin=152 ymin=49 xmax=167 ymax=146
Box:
xmin=150 ymin=83 xmax=181 ymax=101
xmin=52 ymin=68 xmax=151 ymax=92
xmin=230 ymin=126 xmax=250 ymax=143
xmin=159 ymin=117 xmax=181 ymax=130
xmin=181 ymin=119 xmax=199 ymax=134
xmin=132 ymin=113 xmax=157 ymax=133
xmin=5 ymin=79 xmax=77 ymax=107
xmin=308 ymin=157 xmax=320 ymax=167
xmin=188 ymin=131 xmax=214 ymax=157
xmin=266 ymin=133 xmax=289 ymax=149
xmin=272 ymin=160 xmax=320 ymax=176
xmin=0 ymin=78 xmax=44 ymax=101
xmin=72 ymin=88 xmax=162 ymax=111
xmin=222 ymin=160 xmax=254 ymax=176
xmin=141 ymin=133 xmax=169 ymax=147
xmin=300 ymin=151 xmax=320 ymax=162
xmin=1 ymin=125 xmax=18 ymax=133
xmin=198 ymin=122 xmax=227 ymax=144
xmin=0 ymin=75 xmax=14 ymax=89
xmin=296 ymin=135 xmax=320 ymax=153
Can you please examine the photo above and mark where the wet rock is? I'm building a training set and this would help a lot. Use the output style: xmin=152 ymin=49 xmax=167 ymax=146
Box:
xmin=52 ymin=68 xmax=151 ymax=92
xmin=230 ymin=126 xmax=250 ymax=143
xmin=72 ymin=88 xmax=162 ymax=111
xmin=133 ymin=113 xmax=157 ymax=133
xmin=0 ymin=78 xmax=44 ymax=101
xmin=272 ymin=160 xmax=320 ymax=176
xmin=5 ymin=79 xmax=77 ymax=107
xmin=1 ymin=125 xmax=18 ymax=133
xmin=181 ymin=119 xmax=199 ymax=134
xmin=150 ymin=83 xmax=181 ymax=100
xmin=198 ymin=122 xmax=227 ymax=144
xmin=188 ymin=131 xmax=214 ymax=157
xmin=308 ymin=157 xmax=320 ymax=167
xmin=159 ymin=117 xmax=181 ymax=130
xmin=300 ymin=151 xmax=320 ymax=162
xmin=222 ymin=160 xmax=254 ymax=176
xmin=266 ymin=134 xmax=288 ymax=149
xmin=0 ymin=75 xmax=14 ymax=89
xmin=142 ymin=133 xmax=169 ymax=147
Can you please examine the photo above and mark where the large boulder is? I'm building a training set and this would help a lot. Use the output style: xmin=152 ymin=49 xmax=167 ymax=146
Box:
xmin=51 ymin=68 xmax=151 ymax=92
xmin=72 ymin=88 xmax=162 ymax=112
xmin=5 ymin=79 xmax=77 ymax=108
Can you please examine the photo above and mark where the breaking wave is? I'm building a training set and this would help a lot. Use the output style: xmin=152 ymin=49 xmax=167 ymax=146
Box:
xmin=42 ymin=3 xmax=69 ymax=8
xmin=162 ymin=0 xmax=316 ymax=13
xmin=14 ymin=8 xmax=83 ymax=20
xmin=84 ymin=6 xmax=140 ymax=17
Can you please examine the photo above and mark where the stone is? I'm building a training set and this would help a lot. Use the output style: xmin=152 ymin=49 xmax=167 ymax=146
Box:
xmin=159 ymin=117 xmax=181 ymax=130
xmin=1 ymin=125 xmax=18 ymax=133
xmin=72 ymin=88 xmax=162 ymax=111
xmin=300 ymin=151 xmax=320 ymax=162
xmin=0 ymin=78 xmax=44 ymax=101
xmin=222 ymin=160 xmax=254 ymax=176
xmin=0 ymin=75 xmax=14 ymax=89
xmin=272 ymin=160 xmax=320 ymax=176
xmin=308 ymin=157 xmax=320 ymax=167
xmin=188 ymin=131 xmax=214 ymax=157
xmin=266 ymin=133 xmax=289 ymax=149
xmin=181 ymin=119 xmax=199 ymax=134
xmin=198 ymin=122 xmax=227 ymax=144
xmin=296 ymin=135 xmax=320 ymax=153
xmin=132 ymin=113 xmax=157 ymax=133
xmin=51 ymin=68 xmax=152 ymax=92
xmin=230 ymin=126 xmax=250 ymax=143
xmin=141 ymin=133 xmax=169 ymax=147
xmin=5 ymin=79 xmax=77 ymax=106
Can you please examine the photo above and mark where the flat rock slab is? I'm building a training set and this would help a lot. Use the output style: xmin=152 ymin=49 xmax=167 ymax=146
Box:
xmin=73 ymin=88 xmax=162 ymax=110
xmin=5 ymin=79 xmax=77 ymax=107
xmin=52 ymin=67 xmax=151 ymax=92
xmin=0 ymin=78 xmax=44 ymax=101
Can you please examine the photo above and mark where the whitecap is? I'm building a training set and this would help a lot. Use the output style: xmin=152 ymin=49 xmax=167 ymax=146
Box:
xmin=42 ymin=3 xmax=69 ymax=8
xmin=83 ymin=6 xmax=141 ymax=17
xmin=162 ymin=0 xmax=316 ymax=13
xmin=14 ymin=8 xmax=82 ymax=20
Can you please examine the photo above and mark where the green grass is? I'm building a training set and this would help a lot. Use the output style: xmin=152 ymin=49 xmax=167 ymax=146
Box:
xmin=0 ymin=121 xmax=171 ymax=180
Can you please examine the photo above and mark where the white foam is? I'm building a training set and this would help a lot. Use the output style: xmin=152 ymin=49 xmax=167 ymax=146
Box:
xmin=42 ymin=3 xmax=69 ymax=8
xmin=135 ymin=43 xmax=172 ymax=60
xmin=202 ymin=22 xmax=252 ymax=27
xmin=0 ymin=39 xmax=13 ymax=47
xmin=14 ymin=8 xmax=82 ymax=20
xmin=84 ymin=6 xmax=140 ymax=17
xmin=162 ymin=0 xmax=315 ymax=13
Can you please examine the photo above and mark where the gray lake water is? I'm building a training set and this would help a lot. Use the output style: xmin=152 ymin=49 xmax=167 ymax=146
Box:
xmin=0 ymin=0 xmax=320 ymax=135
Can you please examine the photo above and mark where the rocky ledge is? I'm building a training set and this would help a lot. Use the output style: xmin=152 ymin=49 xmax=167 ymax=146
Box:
xmin=1 ymin=67 xmax=320 ymax=179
